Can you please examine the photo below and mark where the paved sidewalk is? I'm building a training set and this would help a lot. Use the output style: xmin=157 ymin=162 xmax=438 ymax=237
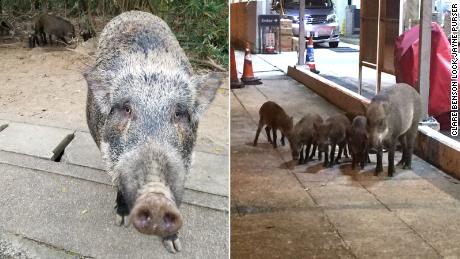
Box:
xmin=231 ymin=73 xmax=460 ymax=258
xmin=0 ymin=82 xmax=229 ymax=258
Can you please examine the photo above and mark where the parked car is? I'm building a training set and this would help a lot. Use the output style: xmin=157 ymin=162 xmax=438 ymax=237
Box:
xmin=273 ymin=0 xmax=340 ymax=48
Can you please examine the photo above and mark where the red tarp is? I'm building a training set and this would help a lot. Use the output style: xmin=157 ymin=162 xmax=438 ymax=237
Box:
xmin=394 ymin=22 xmax=454 ymax=130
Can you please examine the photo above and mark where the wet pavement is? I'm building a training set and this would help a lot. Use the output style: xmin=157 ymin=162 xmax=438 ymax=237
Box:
xmin=230 ymin=72 xmax=460 ymax=258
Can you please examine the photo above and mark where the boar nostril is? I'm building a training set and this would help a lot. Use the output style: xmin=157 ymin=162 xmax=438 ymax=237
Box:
xmin=136 ymin=209 xmax=151 ymax=229
xmin=163 ymin=212 xmax=177 ymax=230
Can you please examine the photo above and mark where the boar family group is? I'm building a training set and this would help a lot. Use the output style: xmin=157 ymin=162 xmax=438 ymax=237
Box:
xmin=253 ymin=84 xmax=421 ymax=177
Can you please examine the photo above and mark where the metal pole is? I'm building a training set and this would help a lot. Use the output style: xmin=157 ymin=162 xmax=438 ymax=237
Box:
xmin=418 ymin=0 xmax=432 ymax=118
xmin=298 ymin=0 xmax=306 ymax=65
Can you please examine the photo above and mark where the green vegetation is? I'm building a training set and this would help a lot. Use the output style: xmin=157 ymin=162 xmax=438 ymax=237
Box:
xmin=0 ymin=0 xmax=228 ymax=70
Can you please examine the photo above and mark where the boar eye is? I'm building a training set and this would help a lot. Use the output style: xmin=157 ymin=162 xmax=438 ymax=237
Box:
xmin=123 ymin=104 xmax=132 ymax=115
xmin=174 ymin=105 xmax=190 ymax=123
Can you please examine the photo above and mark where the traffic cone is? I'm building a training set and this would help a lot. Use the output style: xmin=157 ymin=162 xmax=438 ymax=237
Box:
xmin=241 ymin=43 xmax=262 ymax=85
xmin=306 ymin=36 xmax=319 ymax=74
xmin=230 ymin=47 xmax=244 ymax=89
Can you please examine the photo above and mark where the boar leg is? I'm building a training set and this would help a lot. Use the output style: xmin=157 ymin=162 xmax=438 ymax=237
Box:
xmin=335 ymin=142 xmax=345 ymax=164
xmin=309 ymin=144 xmax=317 ymax=160
xmin=329 ymin=143 xmax=337 ymax=167
xmin=281 ymin=134 xmax=285 ymax=146
xmin=298 ymin=145 xmax=305 ymax=164
xmin=304 ymin=142 xmax=312 ymax=164
xmin=375 ymin=146 xmax=384 ymax=175
xmin=344 ymin=144 xmax=349 ymax=158
xmin=322 ymin=147 xmax=329 ymax=167
xmin=163 ymin=233 xmax=182 ymax=253
xmin=253 ymin=121 xmax=263 ymax=146
xmin=265 ymin=126 xmax=273 ymax=143
xmin=404 ymin=124 xmax=418 ymax=169
xmin=272 ymin=128 xmax=278 ymax=148
xmin=360 ymin=151 xmax=367 ymax=169
xmin=387 ymin=144 xmax=396 ymax=177
xmin=397 ymin=135 xmax=407 ymax=167
xmin=115 ymin=190 xmax=129 ymax=227
xmin=351 ymin=152 xmax=356 ymax=170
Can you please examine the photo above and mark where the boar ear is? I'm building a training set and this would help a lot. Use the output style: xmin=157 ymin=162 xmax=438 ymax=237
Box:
xmin=193 ymin=72 xmax=224 ymax=118
xmin=84 ymin=69 xmax=111 ymax=115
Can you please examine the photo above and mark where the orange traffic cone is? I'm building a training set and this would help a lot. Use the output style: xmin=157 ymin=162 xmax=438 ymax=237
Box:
xmin=306 ymin=36 xmax=319 ymax=74
xmin=230 ymin=47 xmax=244 ymax=89
xmin=241 ymin=43 xmax=262 ymax=85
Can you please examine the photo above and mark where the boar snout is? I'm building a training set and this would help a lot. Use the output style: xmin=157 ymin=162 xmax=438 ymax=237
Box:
xmin=131 ymin=192 xmax=183 ymax=237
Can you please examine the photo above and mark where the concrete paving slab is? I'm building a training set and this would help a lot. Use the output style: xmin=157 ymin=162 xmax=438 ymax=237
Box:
xmin=61 ymin=131 xmax=105 ymax=170
xmin=231 ymin=211 xmax=354 ymax=258
xmin=0 ymin=122 xmax=74 ymax=160
xmin=325 ymin=208 xmax=440 ymax=258
xmin=0 ymin=150 xmax=227 ymax=212
xmin=232 ymin=146 xmax=316 ymax=211
xmin=196 ymin=85 xmax=229 ymax=155
xmin=395 ymin=207 xmax=460 ymax=258
xmin=0 ymin=227 xmax=78 ymax=259
xmin=0 ymin=163 xmax=228 ymax=258
xmin=188 ymin=151 xmax=228 ymax=197
xmin=361 ymin=178 xmax=460 ymax=210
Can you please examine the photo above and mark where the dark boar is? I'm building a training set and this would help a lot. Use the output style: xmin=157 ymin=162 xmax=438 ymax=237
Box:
xmin=291 ymin=113 xmax=323 ymax=164
xmin=366 ymin=84 xmax=421 ymax=177
xmin=84 ymin=11 xmax=221 ymax=253
xmin=79 ymin=17 xmax=96 ymax=41
xmin=253 ymin=101 xmax=293 ymax=149
xmin=314 ymin=114 xmax=350 ymax=167
xmin=35 ymin=14 xmax=75 ymax=45
xmin=347 ymin=115 xmax=370 ymax=170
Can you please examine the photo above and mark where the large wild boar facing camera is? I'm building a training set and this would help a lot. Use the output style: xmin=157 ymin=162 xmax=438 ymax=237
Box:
xmin=84 ymin=11 xmax=222 ymax=253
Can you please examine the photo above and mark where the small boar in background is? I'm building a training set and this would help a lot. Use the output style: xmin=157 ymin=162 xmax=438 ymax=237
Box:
xmin=314 ymin=114 xmax=350 ymax=167
xmin=79 ymin=16 xmax=96 ymax=41
xmin=253 ymin=101 xmax=294 ymax=149
xmin=291 ymin=113 xmax=323 ymax=164
xmin=35 ymin=14 xmax=75 ymax=45
xmin=347 ymin=115 xmax=370 ymax=170
xmin=366 ymin=84 xmax=421 ymax=177
xmin=84 ymin=11 xmax=222 ymax=253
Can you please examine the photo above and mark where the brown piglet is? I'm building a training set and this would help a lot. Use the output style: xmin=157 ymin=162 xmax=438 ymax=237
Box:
xmin=314 ymin=114 xmax=351 ymax=167
xmin=347 ymin=115 xmax=370 ymax=170
xmin=253 ymin=101 xmax=293 ymax=149
xmin=291 ymin=113 xmax=323 ymax=164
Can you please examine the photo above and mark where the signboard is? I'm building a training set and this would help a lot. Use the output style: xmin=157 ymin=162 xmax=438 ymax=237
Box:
xmin=258 ymin=15 xmax=281 ymax=26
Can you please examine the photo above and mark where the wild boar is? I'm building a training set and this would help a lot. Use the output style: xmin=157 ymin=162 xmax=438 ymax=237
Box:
xmin=366 ymin=84 xmax=421 ymax=176
xmin=84 ymin=11 xmax=222 ymax=253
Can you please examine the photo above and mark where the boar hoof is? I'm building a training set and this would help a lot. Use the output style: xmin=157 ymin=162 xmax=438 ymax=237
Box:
xmin=163 ymin=234 xmax=181 ymax=253
xmin=402 ymin=164 xmax=411 ymax=170
xmin=115 ymin=214 xmax=129 ymax=227
xmin=374 ymin=167 xmax=383 ymax=176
